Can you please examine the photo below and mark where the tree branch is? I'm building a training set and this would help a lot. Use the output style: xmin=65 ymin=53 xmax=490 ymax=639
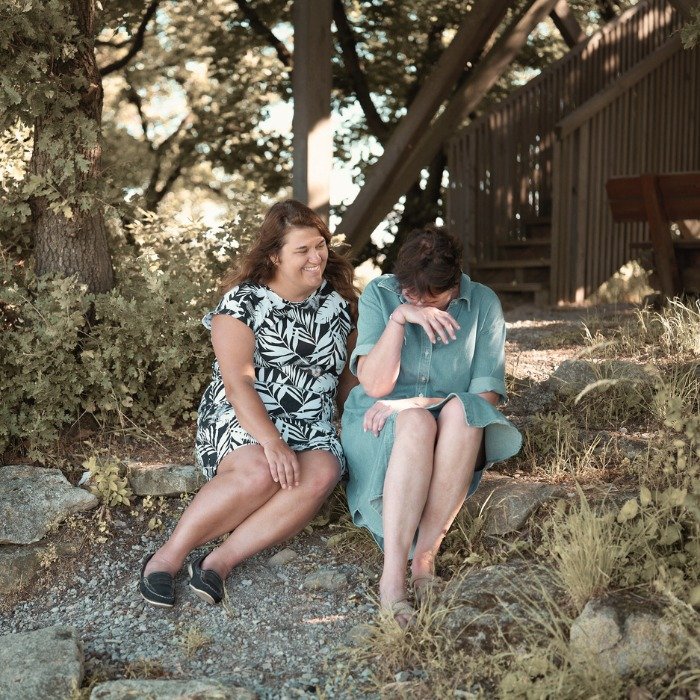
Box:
xmin=99 ymin=0 xmax=161 ymax=76
xmin=332 ymin=0 xmax=390 ymax=143
xmin=234 ymin=0 xmax=292 ymax=67
xmin=125 ymin=82 xmax=153 ymax=149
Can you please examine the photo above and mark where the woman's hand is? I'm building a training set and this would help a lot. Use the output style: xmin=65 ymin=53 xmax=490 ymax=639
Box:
xmin=262 ymin=438 xmax=300 ymax=488
xmin=363 ymin=398 xmax=427 ymax=436
xmin=392 ymin=303 xmax=460 ymax=344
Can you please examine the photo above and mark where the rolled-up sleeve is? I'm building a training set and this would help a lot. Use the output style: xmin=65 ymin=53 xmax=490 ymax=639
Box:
xmin=349 ymin=280 xmax=389 ymax=376
xmin=468 ymin=291 xmax=508 ymax=401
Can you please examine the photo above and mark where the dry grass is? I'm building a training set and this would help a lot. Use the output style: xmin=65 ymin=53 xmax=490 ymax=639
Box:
xmin=178 ymin=624 xmax=212 ymax=656
xmin=539 ymin=487 xmax=630 ymax=613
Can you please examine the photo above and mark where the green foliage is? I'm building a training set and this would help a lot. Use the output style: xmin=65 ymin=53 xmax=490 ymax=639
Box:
xmin=0 ymin=189 xmax=265 ymax=460
xmin=0 ymin=256 xmax=210 ymax=460
xmin=83 ymin=455 xmax=132 ymax=508
xmin=0 ymin=0 xmax=104 ymax=227
xmin=681 ymin=6 xmax=700 ymax=49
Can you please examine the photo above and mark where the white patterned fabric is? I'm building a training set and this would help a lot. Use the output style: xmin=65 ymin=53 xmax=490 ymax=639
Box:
xmin=195 ymin=280 xmax=353 ymax=480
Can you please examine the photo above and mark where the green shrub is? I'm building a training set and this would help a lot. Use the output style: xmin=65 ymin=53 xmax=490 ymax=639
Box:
xmin=0 ymin=258 xmax=211 ymax=460
xmin=1 ymin=194 xmax=268 ymax=461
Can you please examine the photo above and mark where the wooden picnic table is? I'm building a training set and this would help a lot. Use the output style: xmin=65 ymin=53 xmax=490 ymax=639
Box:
xmin=606 ymin=172 xmax=700 ymax=298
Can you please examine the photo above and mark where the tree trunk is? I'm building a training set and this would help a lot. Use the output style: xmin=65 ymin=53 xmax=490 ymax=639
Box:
xmin=30 ymin=0 xmax=114 ymax=293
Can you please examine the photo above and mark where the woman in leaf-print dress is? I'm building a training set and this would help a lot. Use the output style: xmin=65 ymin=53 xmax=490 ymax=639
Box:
xmin=139 ymin=200 xmax=358 ymax=607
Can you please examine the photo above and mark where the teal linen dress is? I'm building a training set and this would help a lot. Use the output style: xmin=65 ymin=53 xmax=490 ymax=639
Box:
xmin=340 ymin=273 xmax=522 ymax=549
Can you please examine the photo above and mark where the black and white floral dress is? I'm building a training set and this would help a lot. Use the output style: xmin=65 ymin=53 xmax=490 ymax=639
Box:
xmin=195 ymin=280 xmax=354 ymax=480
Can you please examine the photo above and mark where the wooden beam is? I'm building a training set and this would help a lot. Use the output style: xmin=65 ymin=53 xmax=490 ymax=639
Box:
xmin=342 ymin=0 xmax=560 ymax=256
xmin=550 ymin=0 xmax=586 ymax=47
xmin=335 ymin=0 xmax=512 ymax=248
xmin=557 ymin=34 xmax=682 ymax=138
xmin=292 ymin=0 xmax=333 ymax=220
xmin=640 ymin=174 xmax=682 ymax=298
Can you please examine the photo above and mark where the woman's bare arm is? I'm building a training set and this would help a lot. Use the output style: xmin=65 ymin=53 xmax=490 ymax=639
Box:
xmin=211 ymin=314 xmax=300 ymax=488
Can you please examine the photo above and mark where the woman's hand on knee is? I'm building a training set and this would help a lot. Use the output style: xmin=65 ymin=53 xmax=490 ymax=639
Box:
xmin=263 ymin=440 xmax=300 ymax=488
xmin=363 ymin=398 xmax=422 ymax=436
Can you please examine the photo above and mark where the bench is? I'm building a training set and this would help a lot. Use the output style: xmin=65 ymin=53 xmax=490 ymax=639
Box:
xmin=606 ymin=172 xmax=700 ymax=298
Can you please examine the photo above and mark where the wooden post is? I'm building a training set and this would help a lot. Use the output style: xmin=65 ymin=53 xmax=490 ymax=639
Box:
xmin=640 ymin=174 xmax=682 ymax=298
xmin=292 ymin=0 xmax=333 ymax=221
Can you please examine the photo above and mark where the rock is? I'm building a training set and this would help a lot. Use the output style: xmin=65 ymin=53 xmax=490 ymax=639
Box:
xmin=443 ymin=559 xmax=561 ymax=652
xmin=0 ymin=539 xmax=81 ymax=592
xmin=90 ymin=680 xmax=257 ymax=699
xmin=0 ymin=626 xmax=83 ymax=700
xmin=466 ymin=475 xmax=565 ymax=535
xmin=346 ymin=623 xmax=374 ymax=646
xmin=0 ymin=465 xmax=98 ymax=544
xmin=302 ymin=568 xmax=348 ymax=591
xmin=569 ymin=593 xmax=681 ymax=677
xmin=126 ymin=462 xmax=204 ymax=496
xmin=548 ymin=360 xmax=659 ymax=400
xmin=268 ymin=548 xmax=299 ymax=567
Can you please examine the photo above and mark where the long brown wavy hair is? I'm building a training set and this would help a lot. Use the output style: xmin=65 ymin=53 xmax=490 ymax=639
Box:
xmin=220 ymin=200 xmax=358 ymax=320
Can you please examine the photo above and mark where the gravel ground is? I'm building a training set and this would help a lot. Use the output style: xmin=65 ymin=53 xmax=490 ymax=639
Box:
xmin=1 ymin=304 xmax=615 ymax=698
xmin=2 ymin=505 xmax=380 ymax=698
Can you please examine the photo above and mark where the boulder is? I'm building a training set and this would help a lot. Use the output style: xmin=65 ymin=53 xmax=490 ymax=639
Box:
xmin=90 ymin=680 xmax=256 ymax=699
xmin=0 ymin=626 xmax=83 ymax=700
xmin=126 ymin=462 xmax=204 ymax=496
xmin=0 ymin=465 xmax=98 ymax=544
xmin=569 ymin=593 xmax=681 ymax=677
xmin=548 ymin=360 xmax=659 ymax=400
xmin=466 ymin=475 xmax=566 ymax=535
xmin=443 ymin=559 xmax=562 ymax=652
xmin=0 ymin=538 xmax=81 ymax=592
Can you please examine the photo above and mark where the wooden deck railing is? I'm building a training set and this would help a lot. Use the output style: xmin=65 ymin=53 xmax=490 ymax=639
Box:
xmin=551 ymin=37 xmax=700 ymax=302
xmin=446 ymin=0 xmax=683 ymax=275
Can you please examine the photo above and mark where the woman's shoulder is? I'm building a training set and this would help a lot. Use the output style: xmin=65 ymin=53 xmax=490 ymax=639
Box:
xmin=361 ymin=274 xmax=399 ymax=298
xmin=203 ymin=282 xmax=269 ymax=330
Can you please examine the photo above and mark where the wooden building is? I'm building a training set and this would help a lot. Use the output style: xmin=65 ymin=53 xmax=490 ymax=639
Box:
xmin=446 ymin=0 xmax=700 ymax=304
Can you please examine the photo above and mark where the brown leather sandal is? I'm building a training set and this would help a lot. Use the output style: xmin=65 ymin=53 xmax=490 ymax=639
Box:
xmin=410 ymin=573 xmax=444 ymax=605
xmin=383 ymin=599 xmax=417 ymax=629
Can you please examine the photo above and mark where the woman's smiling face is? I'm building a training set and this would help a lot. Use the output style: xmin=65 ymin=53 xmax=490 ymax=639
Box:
xmin=269 ymin=226 xmax=328 ymax=300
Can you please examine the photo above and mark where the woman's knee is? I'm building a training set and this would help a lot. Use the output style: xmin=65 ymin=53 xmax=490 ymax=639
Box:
xmin=302 ymin=455 xmax=341 ymax=498
xmin=220 ymin=452 xmax=277 ymax=495
xmin=395 ymin=407 xmax=437 ymax=438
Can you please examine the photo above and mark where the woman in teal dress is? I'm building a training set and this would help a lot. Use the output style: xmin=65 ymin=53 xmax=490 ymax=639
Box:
xmin=341 ymin=225 xmax=521 ymax=627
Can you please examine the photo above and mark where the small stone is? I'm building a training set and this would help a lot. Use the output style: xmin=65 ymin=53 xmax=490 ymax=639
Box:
xmin=268 ymin=548 xmax=299 ymax=567
xmin=302 ymin=569 xmax=348 ymax=591
xmin=347 ymin=623 xmax=372 ymax=646
xmin=395 ymin=670 xmax=412 ymax=682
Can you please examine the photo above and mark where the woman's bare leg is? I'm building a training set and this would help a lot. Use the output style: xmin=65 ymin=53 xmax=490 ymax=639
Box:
xmin=379 ymin=408 xmax=436 ymax=610
xmin=143 ymin=445 xmax=279 ymax=576
xmin=200 ymin=450 xmax=341 ymax=578
xmin=411 ymin=397 xmax=483 ymax=581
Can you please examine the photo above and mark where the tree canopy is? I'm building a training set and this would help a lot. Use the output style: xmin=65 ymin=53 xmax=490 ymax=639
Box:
xmin=1 ymin=0 xmax=644 ymax=281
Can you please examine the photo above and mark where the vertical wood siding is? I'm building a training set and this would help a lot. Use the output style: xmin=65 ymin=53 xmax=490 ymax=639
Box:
xmin=446 ymin=0 xmax=686 ymax=298
xmin=552 ymin=44 xmax=700 ymax=302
